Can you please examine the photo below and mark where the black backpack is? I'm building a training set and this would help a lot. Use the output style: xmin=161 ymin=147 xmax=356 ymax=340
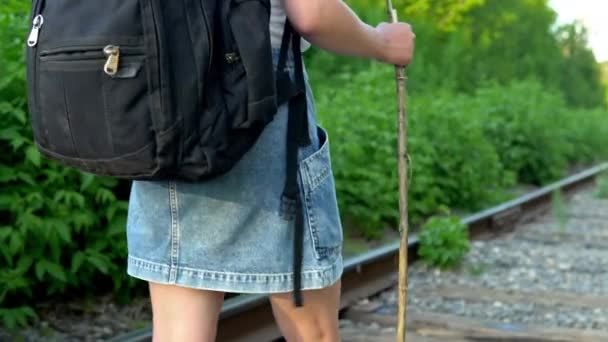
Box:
xmin=26 ymin=0 xmax=311 ymax=306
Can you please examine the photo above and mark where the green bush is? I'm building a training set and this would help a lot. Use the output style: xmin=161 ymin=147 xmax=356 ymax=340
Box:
xmin=314 ymin=65 xmax=608 ymax=238
xmin=0 ymin=0 xmax=139 ymax=329
xmin=406 ymin=91 xmax=515 ymax=211
xmin=472 ymin=81 xmax=574 ymax=185
xmin=562 ymin=108 xmax=608 ymax=165
xmin=314 ymin=63 xmax=513 ymax=237
xmin=418 ymin=216 xmax=470 ymax=269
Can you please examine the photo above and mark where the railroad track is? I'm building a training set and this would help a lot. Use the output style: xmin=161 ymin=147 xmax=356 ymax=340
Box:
xmin=110 ymin=163 xmax=608 ymax=342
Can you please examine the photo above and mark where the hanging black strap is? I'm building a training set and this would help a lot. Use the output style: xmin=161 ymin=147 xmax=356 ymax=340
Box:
xmin=290 ymin=27 xmax=311 ymax=147
xmin=277 ymin=20 xmax=310 ymax=307
xmin=276 ymin=21 xmax=295 ymax=106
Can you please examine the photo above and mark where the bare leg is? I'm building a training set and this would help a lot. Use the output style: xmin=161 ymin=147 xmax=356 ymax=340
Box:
xmin=269 ymin=280 xmax=341 ymax=342
xmin=148 ymin=282 xmax=225 ymax=342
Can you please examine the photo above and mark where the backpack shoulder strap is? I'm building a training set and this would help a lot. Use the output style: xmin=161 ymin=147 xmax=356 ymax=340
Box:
xmin=277 ymin=19 xmax=311 ymax=307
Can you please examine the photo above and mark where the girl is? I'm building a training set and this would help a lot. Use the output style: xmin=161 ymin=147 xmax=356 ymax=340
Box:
xmin=126 ymin=0 xmax=415 ymax=341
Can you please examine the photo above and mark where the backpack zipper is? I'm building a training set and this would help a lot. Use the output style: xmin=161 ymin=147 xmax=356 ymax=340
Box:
xmin=39 ymin=45 xmax=145 ymax=76
xmin=40 ymin=45 xmax=145 ymax=57
xmin=27 ymin=14 xmax=44 ymax=47
xmin=103 ymin=45 xmax=120 ymax=76
xmin=27 ymin=0 xmax=46 ymax=145
xmin=27 ymin=0 xmax=45 ymax=47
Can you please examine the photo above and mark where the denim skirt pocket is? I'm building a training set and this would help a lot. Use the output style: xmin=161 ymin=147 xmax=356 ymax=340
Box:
xmin=299 ymin=126 xmax=343 ymax=261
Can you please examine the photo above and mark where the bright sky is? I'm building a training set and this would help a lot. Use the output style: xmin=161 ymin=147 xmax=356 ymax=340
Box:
xmin=549 ymin=0 xmax=608 ymax=62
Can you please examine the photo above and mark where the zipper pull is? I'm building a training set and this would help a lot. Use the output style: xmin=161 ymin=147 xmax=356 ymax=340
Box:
xmin=27 ymin=15 xmax=44 ymax=47
xmin=103 ymin=45 xmax=120 ymax=76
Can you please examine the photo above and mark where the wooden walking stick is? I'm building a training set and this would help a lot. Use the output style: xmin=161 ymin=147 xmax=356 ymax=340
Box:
xmin=385 ymin=1 xmax=409 ymax=341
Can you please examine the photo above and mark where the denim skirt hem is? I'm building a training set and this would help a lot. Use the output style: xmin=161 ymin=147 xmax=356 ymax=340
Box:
xmin=127 ymin=254 xmax=343 ymax=293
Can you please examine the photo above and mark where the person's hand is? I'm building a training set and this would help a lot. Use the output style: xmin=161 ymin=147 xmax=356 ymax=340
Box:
xmin=374 ymin=22 xmax=415 ymax=66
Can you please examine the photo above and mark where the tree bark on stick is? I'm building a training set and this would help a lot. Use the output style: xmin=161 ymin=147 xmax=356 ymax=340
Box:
xmin=385 ymin=1 xmax=409 ymax=341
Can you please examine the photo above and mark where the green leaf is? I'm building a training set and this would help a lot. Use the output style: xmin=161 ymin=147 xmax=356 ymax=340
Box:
xmin=9 ymin=136 xmax=27 ymax=150
xmin=24 ymin=192 xmax=44 ymax=211
xmin=0 ymin=227 xmax=12 ymax=241
xmin=71 ymin=251 xmax=86 ymax=273
xmin=9 ymin=233 xmax=23 ymax=255
xmin=54 ymin=190 xmax=86 ymax=208
xmin=0 ymin=194 xmax=15 ymax=209
xmin=106 ymin=204 xmax=118 ymax=221
xmin=13 ymin=108 xmax=27 ymax=125
xmin=87 ymin=254 xmax=109 ymax=274
xmin=35 ymin=261 xmax=46 ymax=280
xmin=72 ymin=211 xmax=96 ymax=232
xmin=0 ymin=306 xmax=37 ymax=329
xmin=107 ymin=215 xmax=127 ymax=237
xmin=25 ymin=145 xmax=41 ymax=167
xmin=45 ymin=261 xmax=67 ymax=282
xmin=0 ymin=245 xmax=12 ymax=266
xmin=53 ymin=190 xmax=67 ymax=204
xmin=16 ymin=256 xmax=33 ymax=274
xmin=54 ymin=221 xmax=71 ymax=244
xmin=0 ymin=127 xmax=20 ymax=141
xmin=1 ymin=309 xmax=16 ymax=330
xmin=73 ymin=192 xmax=86 ymax=208
xmin=5 ymin=278 xmax=30 ymax=296
xmin=34 ymin=260 xmax=67 ymax=283
xmin=16 ymin=211 xmax=43 ymax=233
xmin=17 ymin=172 xmax=36 ymax=186
xmin=79 ymin=172 xmax=96 ymax=192
xmin=95 ymin=188 xmax=116 ymax=205
xmin=0 ymin=165 xmax=18 ymax=183
xmin=20 ymin=306 xmax=38 ymax=320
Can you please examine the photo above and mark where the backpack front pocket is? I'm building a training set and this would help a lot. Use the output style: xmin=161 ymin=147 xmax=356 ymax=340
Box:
xmin=36 ymin=45 xmax=155 ymax=161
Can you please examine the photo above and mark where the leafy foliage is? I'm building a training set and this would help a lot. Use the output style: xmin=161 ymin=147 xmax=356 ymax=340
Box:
xmin=0 ymin=306 xmax=37 ymax=330
xmin=314 ymin=70 xmax=608 ymax=237
xmin=314 ymin=64 xmax=514 ymax=236
xmin=418 ymin=216 xmax=470 ymax=269
xmin=561 ymin=107 xmax=608 ymax=165
xmin=308 ymin=0 xmax=608 ymax=234
xmin=557 ymin=23 xmax=606 ymax=108
xmin=309 ymin=0 xmax=606 ymax=108
xmin=0 ymin=0 xmax=140 ymax=329
xmin=471 ymin=81 xmax=573 ymax=185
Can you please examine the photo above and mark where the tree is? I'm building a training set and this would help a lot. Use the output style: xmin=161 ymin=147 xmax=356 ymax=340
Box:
xmin=556 ymin=22 xmax=606 ymax=108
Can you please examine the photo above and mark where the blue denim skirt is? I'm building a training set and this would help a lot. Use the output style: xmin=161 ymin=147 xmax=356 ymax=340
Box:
xmin=125 ymin=49 xmax=344 ymax=293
